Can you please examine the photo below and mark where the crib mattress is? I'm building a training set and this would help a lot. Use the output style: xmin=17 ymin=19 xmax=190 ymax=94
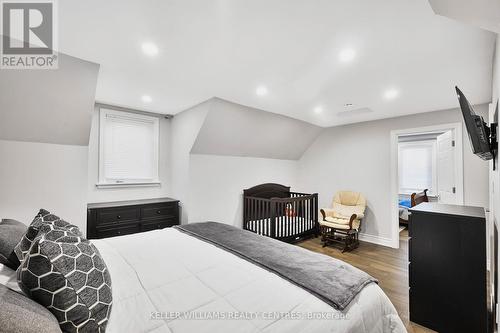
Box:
xmin=246 ymin=217 xmax=316 ymax=238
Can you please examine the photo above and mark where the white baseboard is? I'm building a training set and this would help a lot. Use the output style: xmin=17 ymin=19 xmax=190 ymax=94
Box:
xmin=358 ymin=233 xmax=395 ymax=248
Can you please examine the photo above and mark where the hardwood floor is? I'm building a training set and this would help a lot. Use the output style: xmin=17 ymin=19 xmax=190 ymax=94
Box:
xmin=297 ymin=228 xmax=435 ymax=333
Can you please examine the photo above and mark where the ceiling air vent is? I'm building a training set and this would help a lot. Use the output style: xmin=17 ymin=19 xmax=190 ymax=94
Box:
xmin=337 ymin=107 xmax=374 ymax=117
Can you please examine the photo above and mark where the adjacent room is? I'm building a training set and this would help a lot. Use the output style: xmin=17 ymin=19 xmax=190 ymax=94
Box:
xmin=0 ymin=1 xmax=499 ymax=333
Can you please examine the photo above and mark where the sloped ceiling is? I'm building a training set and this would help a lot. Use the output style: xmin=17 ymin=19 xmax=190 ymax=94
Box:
xmin=191 ymin=98 xmax=322 ymax=160
xmin=428 ymin=0 xmax=500 ymax=33
xmin=0 ymin=52 xmax=99 ymax=146
xmin=58 ymin=0 xmax=495 ymax=127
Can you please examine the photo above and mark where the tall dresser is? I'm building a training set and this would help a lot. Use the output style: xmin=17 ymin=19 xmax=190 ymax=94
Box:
xmin=87 ymin=198 xmax=180 ymax=239
xmin=408 ymin=202 xmax=490 ymax=333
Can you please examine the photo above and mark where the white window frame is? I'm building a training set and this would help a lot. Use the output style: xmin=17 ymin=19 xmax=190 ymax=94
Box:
xmin=97 ymin=108 xmax=160 ymax=188
xmin=398 ymin=140 xmax=437 ymax=196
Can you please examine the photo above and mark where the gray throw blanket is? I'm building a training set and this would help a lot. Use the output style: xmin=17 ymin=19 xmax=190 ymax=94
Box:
xmin=174 ymin=222 xmax=377 ymax=310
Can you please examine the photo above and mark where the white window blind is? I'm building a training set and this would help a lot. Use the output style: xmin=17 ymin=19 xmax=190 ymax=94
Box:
xmin=99 ymin=109 xmax=159 ymax=186
xmin=398 ymin=140 xmax=437 ymax=195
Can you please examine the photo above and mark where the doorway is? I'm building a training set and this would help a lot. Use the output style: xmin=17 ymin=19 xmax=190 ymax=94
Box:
xmin=390 ymin=123 xmax=464 ymax=248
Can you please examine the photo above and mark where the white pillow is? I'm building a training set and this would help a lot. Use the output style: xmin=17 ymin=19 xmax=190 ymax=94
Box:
xmin=0 ymin=263 xmax=23 ymax=294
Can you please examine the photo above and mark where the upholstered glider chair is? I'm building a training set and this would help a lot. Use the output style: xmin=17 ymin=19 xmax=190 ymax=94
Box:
xmin=319 ymin=191 xmax=366 ymax=252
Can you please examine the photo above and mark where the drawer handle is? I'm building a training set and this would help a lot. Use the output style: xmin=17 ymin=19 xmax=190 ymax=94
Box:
xmin=117 ymin=215 xmax=121 ymax=220
xmin=117 ymin=231 xmax=121 ymax=235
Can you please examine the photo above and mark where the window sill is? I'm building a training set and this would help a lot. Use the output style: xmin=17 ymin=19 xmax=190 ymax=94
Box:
xmin=96 ymin=182 xmax=161 ymax=189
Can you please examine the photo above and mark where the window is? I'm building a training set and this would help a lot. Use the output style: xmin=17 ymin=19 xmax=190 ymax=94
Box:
xmin=398 ymin=140 xmax=436 ymax=195
xmin=98 ymin=108 xmax=160 ymax=187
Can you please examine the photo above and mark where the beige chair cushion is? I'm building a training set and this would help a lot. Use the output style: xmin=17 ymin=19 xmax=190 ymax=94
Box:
xmin=330 ymin=191 xmax=366 ymax=219
xmin=320 ymin=218 xmax=361 ymax=230
xmin=333 ymin=191 xmax=366 ymax=206
xmin=331 ymin=203 xmax=365 ymax=219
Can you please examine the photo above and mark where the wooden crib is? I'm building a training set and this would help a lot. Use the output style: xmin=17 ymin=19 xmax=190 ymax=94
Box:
xmin=243 ymin=183 xmax=319 ymax=243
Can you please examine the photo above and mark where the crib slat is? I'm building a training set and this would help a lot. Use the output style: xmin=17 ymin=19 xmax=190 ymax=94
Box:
xmin=299 ymin=199 xmax=307 ymax=234
xmin=307 ymin=197 xmax=310 ymax=232
xmin=277 ymin=202 xmax=280 ymax=238
xmin=294 ymin=200 xmax=297 ymax=236
xmin=267 ymin=201 xmax=270 ymax=237
xmin=288 ymin=200 xmax=291 ymax=237
xmin=302 ymin=197 xmax=305 ymax=234
xmin=258 ymin=199 xmax=262 ymax=235
xmin=266 ymin=200 xmax=269 ymax=237
xmin=264 ymin=200 xmax=267 ymax=236
xmin=243 ymin=197 xmax=246 ymax=230
xmin=299 ymin=199 xmax=303 ymax=235
xmin=252 ymin=198 xmax=256 ymax=232
xmin=297 ymin=197 xmax=300 ymax=236
xmin=280 ymin=201 xmax=283 ymax=238
xmin=280 ymin=202 xmax=284 ymax=238
xmin=302 ymin=199 xmax=309 ymax=232
xmin=270 ymin=201 xmax=274 ymax=238
xmin=260 ymin=199 xmax=263 ymax=235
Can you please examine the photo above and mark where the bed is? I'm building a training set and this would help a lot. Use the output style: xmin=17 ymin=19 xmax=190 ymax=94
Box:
xmin=93 ymin=226 xmax=406 ymax=333
xmin=1 ymin=215 xmax=406 ymax=333
xmin=399 ymin=189 xmax=429 ymax=225
xmin=243 ymin=183 xmax=319 ymax=242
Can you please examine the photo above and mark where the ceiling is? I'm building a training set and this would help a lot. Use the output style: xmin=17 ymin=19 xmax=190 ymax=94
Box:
xmin=429 ymin=0 xmax=500 ymax=33
xmin=191 ymin=98 xmax=322 ymax=160
xmin=58 ymin=0 xmax=496 ymax=127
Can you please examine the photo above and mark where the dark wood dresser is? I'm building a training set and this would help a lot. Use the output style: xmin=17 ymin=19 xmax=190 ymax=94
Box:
xmin=87 ymin=198 xmax=180 ymax=239
xmin=408 ymin=202 xmax=490 ymax=333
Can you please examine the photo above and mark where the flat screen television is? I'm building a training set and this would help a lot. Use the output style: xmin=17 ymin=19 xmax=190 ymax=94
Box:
xmin=455 ymin=86 xmax=495 ymax=161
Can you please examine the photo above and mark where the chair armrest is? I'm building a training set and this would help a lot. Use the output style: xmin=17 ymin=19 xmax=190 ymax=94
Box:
xmin=349 ymin=214 xmax=357 ymax=229
xmin=320 ymin=208 xmax=335 ymax=220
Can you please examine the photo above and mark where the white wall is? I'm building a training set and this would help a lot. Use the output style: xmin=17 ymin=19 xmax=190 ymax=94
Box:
xmin=0 ymin=53 xmax=99 ymax=146
xmin=0 ymin=140 xmax=88 ymax=233
xmin=87 ymin=108 xmax=172 ymax=203
xmin=169 ymin=102 xmax=211 ymax=224
xmin=188 ymin=154 xmax=298 ymax=226
xmin=0 ymin=53 xmax=98 ymax=234
xmin=297 ymin=105 xmax=490 ymax=242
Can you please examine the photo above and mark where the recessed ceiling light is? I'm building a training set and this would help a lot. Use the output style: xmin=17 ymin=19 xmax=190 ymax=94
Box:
xmin=256 ymin=85 xmax=268 ymax=96
xmin=384 ymin=89 xmax=399 ymax=100
xmin=141 ymin=95 xmax=152 ymax=103
xmin=339 ymin=48 xmax=356 ymax=63
xmin=141 ymin=42 xmax=159 ymax=56
xmin=314 ymin=106 xmax=324 ymax=114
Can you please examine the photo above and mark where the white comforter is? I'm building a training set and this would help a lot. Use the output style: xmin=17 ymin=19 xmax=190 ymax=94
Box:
xmin=93 ymin=228 xmax=406 ymax=333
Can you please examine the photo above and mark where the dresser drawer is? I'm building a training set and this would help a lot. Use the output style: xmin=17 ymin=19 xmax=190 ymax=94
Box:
xmin=96 ymin=207 xmax=140 ymax=225
xmin=95 ymin=223 xmax=140 ymax=239
xmin=408 ymin=213 xmax=412 ymax=237
xmin=141 ymin=218 xmax=177 ymax=232
xmin=408 ymin=262 xmax=412 ymax=288
xmin=87 ymin=198 xmax=180 ymax=240
xmin=141 ymin=203 xmax=177 ymax=219
xmin=408 ymin=237 xmax=412 ymax=261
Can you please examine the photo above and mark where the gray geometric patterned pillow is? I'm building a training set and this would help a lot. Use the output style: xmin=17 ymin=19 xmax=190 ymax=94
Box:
xmin=14 ymin=209 xmax=83 ymax=263
xmin=17 ymin=224 xmax=112 ymax=333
